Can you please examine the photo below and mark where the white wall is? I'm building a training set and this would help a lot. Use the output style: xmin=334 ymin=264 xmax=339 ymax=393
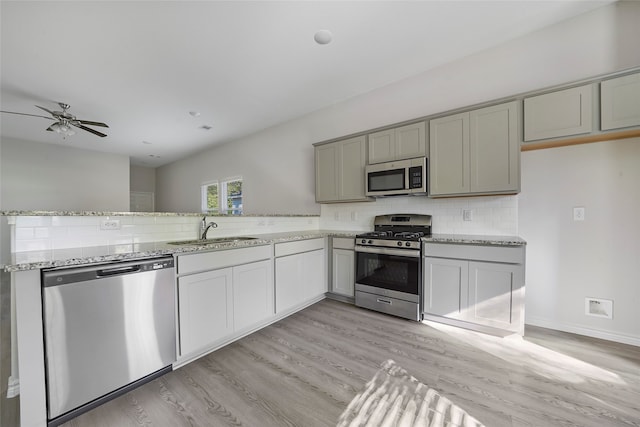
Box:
xmin=519 ymin=138 xmax=640 ymax=345
xmin=0 ymin=138 xmax=130 ymax=212
xmin=130 ymin=165 xmax=156 ymax=193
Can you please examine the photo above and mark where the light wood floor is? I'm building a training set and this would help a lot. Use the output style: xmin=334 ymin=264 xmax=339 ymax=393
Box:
xmin=64 ymin=299 xmax=640 ymax=427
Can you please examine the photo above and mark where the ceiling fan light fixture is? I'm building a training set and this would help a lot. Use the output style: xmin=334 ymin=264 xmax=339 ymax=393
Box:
xmin=51 ymin=121 xmax=75 ymax=136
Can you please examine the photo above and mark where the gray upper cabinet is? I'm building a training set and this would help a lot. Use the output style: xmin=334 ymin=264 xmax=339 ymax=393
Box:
xmin=470 ymin=102 xmax=519 ymax=194
xmin=601 ymin=72 xmax=640 ymax=131
xmin=368 ymin=121 xmax=426 ymax=164
xmin=315 ymin=135 xmax=370 ymax=203
xmin=429 ymin=112 xmax=469 ymax=195
xmin=524 ymin=84 xmax=593 ymax=141
xmin=430 ymin=101 xmax=519 ymax=197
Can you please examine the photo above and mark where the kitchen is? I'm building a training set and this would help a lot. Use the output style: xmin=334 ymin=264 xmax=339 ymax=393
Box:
xmin=2 ymin=1 xmax=640 ymax=426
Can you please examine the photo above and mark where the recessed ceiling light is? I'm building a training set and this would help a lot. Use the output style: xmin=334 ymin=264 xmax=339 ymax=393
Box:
xmin=142 ymin=140 xmax=152 ymax=145
xmin=314 ymin=29 xmax=333 ymax=45
xmin=189 ymin=111 xmax=201 ymax=117
xmin=200 ymin=125 xmax=213 ymax=130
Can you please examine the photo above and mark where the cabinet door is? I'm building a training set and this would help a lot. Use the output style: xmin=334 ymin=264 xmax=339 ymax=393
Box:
xmin=429 ymin=112 xmax=470 ymax=196
xmin=368 ymin=129 xmax=395 ymax=164
xmin=524 ymin=84 xmax=592 ymax=141
xmin=178 ymin=267 xmax=233 ymax=356
xmin=275 ymin=254 xmax=303 ymax=314
xmin=339 ymin=135 xmax=368 ymax=200
xmin=601 ymin=72 xmax=640 ymax=130
xmin=315 ymin=143 xmax=338 ymax=202
xmin=423 ymin=257 xmax=468 ymax=319
xmin=470 ymin=101 xmax=519 ymax=193
xmin=233 ymin=260 xmax=273 ymax=332
xmin=303 ymin=249 xmax=327 ymax=300
xmin=332 ymin=248 xmax=354 ymax=297
xmin=467 ymin=261 xmax=519 ymax=331
xmin=395 ymin=121 xmax=426 ymax=160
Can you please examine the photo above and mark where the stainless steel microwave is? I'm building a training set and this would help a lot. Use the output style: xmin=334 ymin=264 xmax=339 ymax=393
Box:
xmin=365 ymin=157 xmax=427 ymax=197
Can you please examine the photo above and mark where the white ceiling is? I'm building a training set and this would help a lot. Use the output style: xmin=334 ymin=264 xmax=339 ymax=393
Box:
xmin=0 ymin=0 xmax=614 ymax=167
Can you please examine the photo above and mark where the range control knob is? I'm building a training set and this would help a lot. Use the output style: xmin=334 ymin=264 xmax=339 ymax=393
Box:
xmin=405 ymin=242 xmax=411 ymax=247
xmin=368 ymin=240 xmax=373 ymax=244
xmin=397 ymin=241 xmax=402 ymax=247
xmin=361 ymin=239 xmax=367 ymax=244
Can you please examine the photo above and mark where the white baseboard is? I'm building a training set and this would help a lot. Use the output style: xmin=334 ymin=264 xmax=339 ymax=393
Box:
xmin=525 ymin=316 xmax=640 ymax=347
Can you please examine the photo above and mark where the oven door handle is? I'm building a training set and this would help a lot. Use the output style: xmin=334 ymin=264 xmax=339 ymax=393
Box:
xmin=355 ymin=246 xmax=421 ymax=258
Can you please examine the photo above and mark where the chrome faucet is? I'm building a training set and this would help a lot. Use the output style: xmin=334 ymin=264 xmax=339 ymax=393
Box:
xmin=200 ymin=216 xmax=218 ymax=240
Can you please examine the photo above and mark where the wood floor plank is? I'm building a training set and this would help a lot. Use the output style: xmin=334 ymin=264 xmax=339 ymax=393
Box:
xmin=62 ymin=299 xmax=640 ymax=427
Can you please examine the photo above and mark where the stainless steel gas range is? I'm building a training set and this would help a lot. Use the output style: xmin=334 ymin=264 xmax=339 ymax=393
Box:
xmin=355 ymin=214 xmax=432 ymax=321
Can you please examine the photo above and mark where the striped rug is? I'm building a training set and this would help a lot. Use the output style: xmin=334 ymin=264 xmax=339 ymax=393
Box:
xmin=337 ymin=360 xmax=485 ymax=427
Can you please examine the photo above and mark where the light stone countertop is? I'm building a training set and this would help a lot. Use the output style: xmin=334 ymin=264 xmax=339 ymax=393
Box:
xmin=423 ymin=234 xmax=526 ymax=246
xmin=3 ymin=231 xmax=525 ymax=272
xmin=2 ymin=231 xmax=356 ymax=272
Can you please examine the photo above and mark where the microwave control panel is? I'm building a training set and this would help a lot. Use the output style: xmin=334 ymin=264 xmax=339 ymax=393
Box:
xmin=408 ymin=166 xmax=423 ymax=189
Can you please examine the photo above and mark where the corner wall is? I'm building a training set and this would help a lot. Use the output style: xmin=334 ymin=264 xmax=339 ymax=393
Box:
xmin=519 ymin=138 xmax=640 ymax=345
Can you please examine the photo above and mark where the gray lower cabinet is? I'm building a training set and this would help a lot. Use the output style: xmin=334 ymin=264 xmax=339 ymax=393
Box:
xmin=176 ymin=246 xmax=273 ymax=359
xmin=429 ymin=101 xmax=519 ymax=197
xmin=524 ymin=84 xmax=593 ymax=141
xmin=600 ymin=72 xmax=640 ymax=131
xmin=423 ymin=243 xmax=525 ymax=334
xmin=178 ymin=267 xmax=233 ymax=357
xmin=315 ymin=135 xmax=370 ymax=203
xmin=275 ymin=238 xmax=327 ymax=313
xmin=330 ymin=237 xmax=355 ymax=298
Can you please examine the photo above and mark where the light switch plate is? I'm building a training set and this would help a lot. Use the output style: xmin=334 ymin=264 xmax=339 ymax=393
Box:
xmin=573 ymin=207 xmax=585 ymax=221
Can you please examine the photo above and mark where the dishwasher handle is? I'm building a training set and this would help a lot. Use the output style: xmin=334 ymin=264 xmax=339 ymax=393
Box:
xmin=96 ymin=265 xmax=141 ymax=277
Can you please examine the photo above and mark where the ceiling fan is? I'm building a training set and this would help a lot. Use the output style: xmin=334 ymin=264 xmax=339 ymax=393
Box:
xmin=0 ymin=102 xmax=109 ymax=137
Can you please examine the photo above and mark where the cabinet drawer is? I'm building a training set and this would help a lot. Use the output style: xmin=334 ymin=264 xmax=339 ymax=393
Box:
xmin=178 ymin=244 xmax=272 ymax=275
xmin=275 ymin=238 xmax=325 ymax=257
xmin=332 ymin=237 xmax=355 ymax=250
xmin=424 ymin=243 xmax=524 ymax=264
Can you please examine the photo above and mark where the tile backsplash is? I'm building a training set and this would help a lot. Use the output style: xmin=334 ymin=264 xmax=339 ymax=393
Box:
xmin=9 ymin=195 xmax=517 ymax=252
xmin=319 ymin=195 xmax=518 ymax=235
xmin=10 ymin=215 xmax=320 ymax=253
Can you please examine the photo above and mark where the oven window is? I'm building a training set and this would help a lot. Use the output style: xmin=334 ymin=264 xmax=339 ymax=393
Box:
xmin=368 ymin=169 xmax=405 ymax=192
xmin=356 ymin=251 xmax=420 ymax=295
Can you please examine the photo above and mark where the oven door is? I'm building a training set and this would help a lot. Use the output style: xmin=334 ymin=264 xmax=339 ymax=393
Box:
xmin=355 ymin=246 xmax=421 ymax=298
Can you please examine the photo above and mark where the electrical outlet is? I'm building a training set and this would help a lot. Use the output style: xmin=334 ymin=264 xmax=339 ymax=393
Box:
xmin=573 ymin=207 xmax=585 ymax=221
xmin=585 ymin=297 xmax=613 ymax=319
xmin=100 ymin=219 xmax=120 ymax=230
xmin=463 ymin=209 xmax=473 ymax=221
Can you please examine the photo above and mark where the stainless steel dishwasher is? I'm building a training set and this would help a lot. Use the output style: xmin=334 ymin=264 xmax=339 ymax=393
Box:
xmin=42 ymin=256 xmax=176 ymax=426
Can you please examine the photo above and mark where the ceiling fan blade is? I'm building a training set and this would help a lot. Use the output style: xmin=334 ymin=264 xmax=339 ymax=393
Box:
xmin=73 ymin=123 xmax=107 ymax=137
xmin=0 ymin=110 xmax=54 ymax=120
xmin=35 ymin=105 xmax=56 ymax=115
xmin=76 ymin=119 xmax=109 ymax=128
xmin=46 ymin=126 xmax=54 ymax=131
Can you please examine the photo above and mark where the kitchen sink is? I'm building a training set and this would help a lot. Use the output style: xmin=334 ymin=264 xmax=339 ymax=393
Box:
xmin=167 ymin=236 xmax=258 ymax=245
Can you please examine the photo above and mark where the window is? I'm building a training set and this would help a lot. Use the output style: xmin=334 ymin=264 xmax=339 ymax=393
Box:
xmin=201 ymin=177 xmax=243 ymax=215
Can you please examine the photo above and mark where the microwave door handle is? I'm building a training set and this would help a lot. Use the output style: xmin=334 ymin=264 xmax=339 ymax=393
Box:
xmin=405 ymin=168 xmax=409 ymax=190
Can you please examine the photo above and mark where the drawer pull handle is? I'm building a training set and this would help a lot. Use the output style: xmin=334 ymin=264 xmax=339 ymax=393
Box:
xmin=377 ymin=298 xmax=392 ymax=305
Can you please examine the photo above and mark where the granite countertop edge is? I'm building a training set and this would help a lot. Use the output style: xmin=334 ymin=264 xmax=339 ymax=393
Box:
xmin=423 ymin=234 xmax=527 ymax=246
xmin=3 ymin=230 xmax=357 ymax=272
xmin=4 ymin=231 xmax=525 ymax=272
